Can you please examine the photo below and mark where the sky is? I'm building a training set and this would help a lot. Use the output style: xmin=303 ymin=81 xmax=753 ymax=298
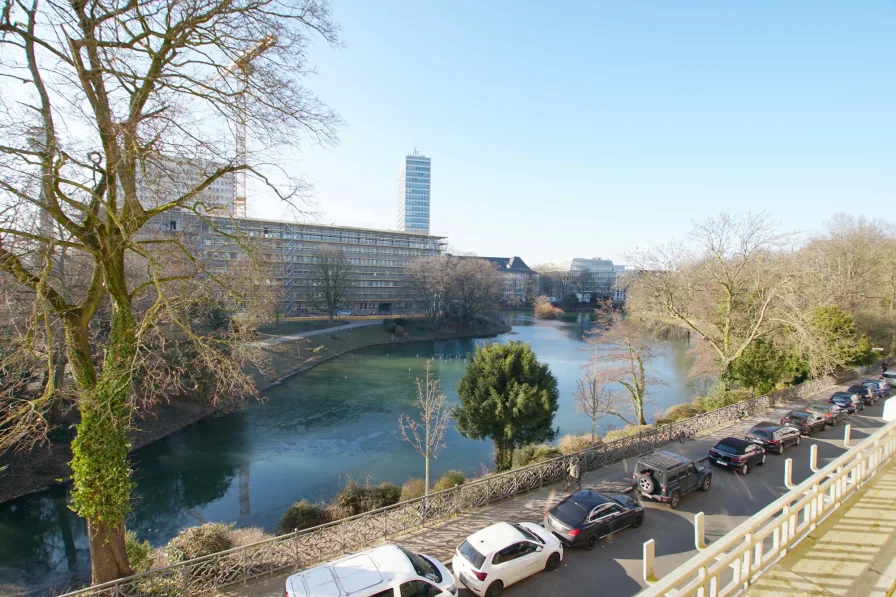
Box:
xmin=248 ymin=1 xmax=895 ymax=266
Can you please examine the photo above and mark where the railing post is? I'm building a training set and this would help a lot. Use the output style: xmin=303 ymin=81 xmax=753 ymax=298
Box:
xmin=809 ymin=444 xmax=820 ymax=472
xmin=181 ymin=563 xmax=191 ymax=597
xmin=694 ymin=512 xmax=707 ymax=551
xmin=844 ymin=423 xmax=852 ymax=448
xmin=241 ymin=549 xmax=248 ymax=585
xmin=340 ymin=522 xmax=346 ymax=554
xmin=293 ymin=529 xmax=301 ymax=568
xmin=643 ymin=539 xmax=657 ymax=585
xmin=784 ymin=458 xmax=795 ymax=489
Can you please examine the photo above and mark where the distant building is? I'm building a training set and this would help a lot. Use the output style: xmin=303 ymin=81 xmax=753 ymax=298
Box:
xmin=535 ymin=257 xmax=628 ymax=302
xmin=397 ymin=150 xmax=431 ymax=234
xmin=135 ymin=156 xmax=235 ymax=213
xmin=456 ymin=256 xmax=538 ymax=304
xmin=151 ymin=211 xmax=446 ymax=315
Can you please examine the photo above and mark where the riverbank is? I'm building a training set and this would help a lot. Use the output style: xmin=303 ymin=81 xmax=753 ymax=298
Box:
xmin=0 ymin=318 xmax=511 ymax=505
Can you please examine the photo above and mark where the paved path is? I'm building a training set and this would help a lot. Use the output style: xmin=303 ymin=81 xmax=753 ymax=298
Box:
xmin=223 ymin=380 xmax=889 ymax=597
xmin=746 ymin=458 xmax=896 ymax=597
xmin=254 ymin=320 xmax=383 ymax=346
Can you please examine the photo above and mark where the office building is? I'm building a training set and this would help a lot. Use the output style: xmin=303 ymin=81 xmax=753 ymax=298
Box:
xmin=397 ymin=150 xmax=431 ymax=234
xmin=152 ymin=211 xmax=446 ymax=315
xmin=535 ymin=257 xmax=629 ymax=302
xmin=135 ymin=156 xmax=235 ymax=213
xmin=456 ymin=256 xmax=539 ymax=304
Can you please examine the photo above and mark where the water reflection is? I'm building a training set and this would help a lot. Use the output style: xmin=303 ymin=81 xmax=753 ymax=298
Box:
xmin=0 ymin=311 xmax=693 ymax=595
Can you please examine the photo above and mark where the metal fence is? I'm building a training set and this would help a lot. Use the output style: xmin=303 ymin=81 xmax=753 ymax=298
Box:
xmin=58 ymin=362 xmax=883 ymax=597
xmin=638 ymin=412 xmax=896 ymax=597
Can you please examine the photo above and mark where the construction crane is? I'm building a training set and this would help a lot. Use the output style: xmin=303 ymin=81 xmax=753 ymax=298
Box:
xmin=231 ymin=35 xmax=277 ymax=218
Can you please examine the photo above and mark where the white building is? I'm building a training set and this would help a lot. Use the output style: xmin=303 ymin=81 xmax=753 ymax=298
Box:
xmin=396 ymin=150 xmax=431 ymax=234
xmin=135 ymin=156 xmax=235 ymax=213
xmin=535 ymin=257 xmax=629 ymax=302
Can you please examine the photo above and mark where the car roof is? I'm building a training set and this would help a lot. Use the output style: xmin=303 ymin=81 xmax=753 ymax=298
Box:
xmin=464 ymin=522 xmax=526 ymax=555
xmin=286 ymin=545 xmax=415 ymax=597
xmin=639 ymin=450 xmax=692 ymax=470
xmin=831 ymin=392 xmax=853 ymax=399
xmin=785 ymin=411 xmax=809 ymax=418
xmin=716 ymin=437 xmax=753 ymax=451
xmin=562 ymin=490 xmax=613 ymax=509
xmin=750 ymin=421 xmax=783 ymax=431
xmin=806 ymin=403 xmax=831 ymax=410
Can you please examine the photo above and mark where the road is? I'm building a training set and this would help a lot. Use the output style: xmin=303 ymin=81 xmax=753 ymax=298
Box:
xmin=228 ymin=380 xmax=889 ymax=597
xmin=253 ymin=319 xmax=383 ymax=346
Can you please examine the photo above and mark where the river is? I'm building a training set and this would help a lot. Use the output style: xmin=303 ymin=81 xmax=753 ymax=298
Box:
xmin=0 ymin=311 xmax=695 ymax=596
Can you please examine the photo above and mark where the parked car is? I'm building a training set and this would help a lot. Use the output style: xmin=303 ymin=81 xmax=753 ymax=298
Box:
xmin=745 ymin=422 xmax=801 ymax=454
xmin=846 ymin=384 xmax=876 ymax=405
xmin=708 ymin=437 xmax=767 ymax=475
xmin=629 ymin=450 xmax=711 ymax=509
xmin=780 ymin=411 xmax=827 ymax=436
xmin=862 ymin=379 xmax=890 ymax=398
xmin=285 ymin=544 xmax=457 ymax=597
xmin=881 ymin=371 xmax=896 ymax=386
xmin=543 ymin=490 xmax=644 ymax=549
xmin=335 ymin=309 xmax=353 ymax=317
xmin=805 ymin=403 xmax=848 ymax=425
xmin=830 ymin=392 xmax=862 ymax=413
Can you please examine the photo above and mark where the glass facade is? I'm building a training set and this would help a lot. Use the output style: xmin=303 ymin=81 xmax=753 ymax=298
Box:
xmin=397 ymin=151 xmax=431 ymax=234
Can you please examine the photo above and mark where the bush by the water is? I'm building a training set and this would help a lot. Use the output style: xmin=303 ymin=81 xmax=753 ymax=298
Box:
xmin=394 ymin=324 xmax=405 ymax=337
xmin=655 ymin=401 xmax=704 ymax=425
xmin=394 ymin=317 xmax=408 ymax=326
xmin=329 ymin=481 xmax=402 ymax=518
xmin=604 ymin=425 xmax=655 ymax=442
xmin=400 ymin=477 xmax=426 ymax=501
xmin=432 ymin=470 xmax=466 ymax=492
xmin=558 ymin=433 xmax=599 ymax=455
xmin=165 ymin=523 xmax=234 ymax=563
xmin=125 ymin=530 xmax=154 ymax=574
xmin=278 ymin=500 xmax=329 ymax=534
xmin=384 ymin=323 xmax=397 ymax=333
xmin=698 ymin=387 xmax=752 ymax=412
xmin=513 ymin=444 xmax=563 ymax=467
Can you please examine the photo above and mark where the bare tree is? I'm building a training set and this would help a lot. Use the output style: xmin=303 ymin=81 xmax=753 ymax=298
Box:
xmin=573 ymin=364 xmax=627 ymax=443
xmin=308 ymin=245 xmax=354 ymax=320
xmin=407 ymin=255 xmax=453 ymax=326
xmin=584 ymin=300 xmax=660 ymax=425
xmin=0 ymin=0 xmax=339 ymax=583
xmin=626 ymin=212 xmax=791 ymax=386
xmin=449 ymin=257 xmax=501 ymax=329
xmin=398 ymin=360 xmax=451 ymax=495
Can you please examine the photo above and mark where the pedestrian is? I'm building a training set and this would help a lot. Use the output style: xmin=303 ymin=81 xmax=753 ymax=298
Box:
xmin=883 ymin=361 xmax=889 ymax=374
xmin=563 ymin=457 xmax=581 ymax=491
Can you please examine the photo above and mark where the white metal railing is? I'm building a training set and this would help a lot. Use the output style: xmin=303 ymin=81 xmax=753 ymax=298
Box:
xmin=639 ymin=413 xmax=896 ymax=597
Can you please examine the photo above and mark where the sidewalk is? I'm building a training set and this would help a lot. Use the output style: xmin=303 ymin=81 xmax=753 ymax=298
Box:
xmin=253 ymin=320 xmax=383 ymax=346
xmin=746 ymin=459 xmax=896 ymax=597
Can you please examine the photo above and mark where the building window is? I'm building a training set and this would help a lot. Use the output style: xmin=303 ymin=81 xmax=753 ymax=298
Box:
xmin=170 ymin=220 xmax=177 ymax=230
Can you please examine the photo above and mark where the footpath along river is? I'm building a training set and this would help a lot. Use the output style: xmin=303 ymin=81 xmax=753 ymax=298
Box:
xmin=0 ymin=311 xmax=696 ymax=596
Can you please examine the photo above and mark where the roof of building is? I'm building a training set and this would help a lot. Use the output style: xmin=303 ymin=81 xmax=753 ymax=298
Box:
xmin=535 ymin=257 xmax=621 ymax=272
xmin=455 ymin=255 xmax=536 ymax=274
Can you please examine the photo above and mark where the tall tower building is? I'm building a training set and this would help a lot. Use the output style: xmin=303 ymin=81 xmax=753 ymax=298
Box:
xmin=397 ymin=150 xmax=431 ymax=234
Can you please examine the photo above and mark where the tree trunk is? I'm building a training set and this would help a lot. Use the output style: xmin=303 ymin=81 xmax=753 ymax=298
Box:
xmin=494 ymin=443 xmax=513 ymax=472
xmin=424 ymin=456 xmax=430 ymax=496
xmin=86 ymin=518 xmax=132 ymax=582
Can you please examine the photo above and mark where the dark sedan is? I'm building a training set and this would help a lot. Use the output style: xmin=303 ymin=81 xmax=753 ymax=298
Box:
xmin=846 ymin=384 xmax=876 ymax=405
xmin=780 ymin=411 xmax=827 ymax=435
xmin=544 ymin=490 xmax=644 ymax=550
xmin=805 ymin=403 xmax=848 ymax=425
xmin=745 ymin=422 xmax=801 ymax=454
xmin=708 ymin=437 xmax=766 ymax=475
xmin=862 ymin=380 xmax=889 ymax=398
xmin=830 ymin=392 xmax=862 ymax=413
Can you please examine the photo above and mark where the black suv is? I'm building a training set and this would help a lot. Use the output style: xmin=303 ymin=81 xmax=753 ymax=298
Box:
xmin=745 ymin=422 xmax=801 ymax=454
xmin=708 ymin=437 xmax=766 ymax=475
xmin=630 ymin=450 xmax=711 ymax=509
xmin=847 ymin=384 xmax=876 ymax=405
xmin=780 ymin=411 xmax=827 ymax=436
xmin=830 ymin=392 xmax=862 ymax=413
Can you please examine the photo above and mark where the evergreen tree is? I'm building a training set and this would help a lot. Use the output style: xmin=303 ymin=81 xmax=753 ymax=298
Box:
xmin=730 ymin=338 xmax=786 ymax=395
xmin=455 ymin=342 xmax=559 ymax=471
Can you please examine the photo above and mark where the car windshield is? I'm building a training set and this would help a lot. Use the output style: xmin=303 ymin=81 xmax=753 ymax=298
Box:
xmin=510 ymin=523 xmax=543 ymax=544
xmin=787 ymin=413 xmax=808 ymax=421
xmin=713 ymin=442 xmax=741 ymax=454
xmin=749 ymin=429 xmax=771 ymax=439
xmin=552 ymin=499 xmax=589 ymax=526
xmin=458 ymin=540 xmax=485 ymax=570
xmin=399 ymin=547 xmax=442 ymax=583
xmin=832 ymin=397 xmax=849 ymax=404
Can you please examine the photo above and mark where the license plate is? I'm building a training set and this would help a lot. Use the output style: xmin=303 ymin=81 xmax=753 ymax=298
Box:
xmin=459 ymin=573 xmax=473 ymax=588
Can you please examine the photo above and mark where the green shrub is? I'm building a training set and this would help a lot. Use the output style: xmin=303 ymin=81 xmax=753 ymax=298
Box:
xmin=394 ymin=318 xmax=408 ymax=326
xmin=125 ymin=530 xmax=153 ymax=574
xmin=384 ymin=323 xmax=397 ymax=333
xmin=513 ymin=444 xmax=563 ymax=467
xmin=330 ymin=481 xmax=402 ymax=519
xmin=394 ymin=325 xmax=405 ymax=337
xmin=655 ymin=401 xmax=704 ymax=425
xmin=383 ymin=318 xmax=395 ymax=326
xmin=699 ymin=386 xmax=752 ymax=412
xmin=432 ymin=470 xmax=466 ymax=492
xmin=604 ymin=424 xmax=654 ymax=442
xmin=277 ymin=500 xmax=328 ymax=534
xmin=165 ymin=523 xmax=234 ymax=563
xmin=558 ymin=433 xmax=599 ymax=455
xmin=400 ymin=477 xmax=426 ymax=501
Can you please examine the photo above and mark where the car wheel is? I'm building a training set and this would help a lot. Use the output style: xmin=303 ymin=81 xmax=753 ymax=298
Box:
xmin=585 ymin=533 xmax=598 ymax=550
xmin=739 ymin=463 xmax=749 ymax=475
xmin=632 ymin=513 xmax=644 ymax=528
xmin=796 ymin=435 xmax=801 ymax=446
xmin=669 ymin=491 xmax=681 ymax=510
xmin=486 ymin=581 xmax=504 ymax=597
xmin=700 ymin=476 xmax=711 ymax=491
xmin=545 ymin=552 xmax=561 ymax=571
xmin=777 ymin=444 xmax=784 ymax=455
xmin=759 ymin=453 xmax=767 ymax=465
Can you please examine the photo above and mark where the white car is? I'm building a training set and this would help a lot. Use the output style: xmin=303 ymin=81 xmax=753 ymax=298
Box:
xmin=451 ymin=522 xmax=562 ymax=597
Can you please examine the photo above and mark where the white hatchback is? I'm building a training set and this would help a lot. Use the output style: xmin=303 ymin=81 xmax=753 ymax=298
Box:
xmin=451 ymin=522 xmax=562 ymax=597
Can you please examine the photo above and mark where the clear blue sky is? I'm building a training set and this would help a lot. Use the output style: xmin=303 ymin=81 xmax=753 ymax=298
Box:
xmin=250 ymin=1 xmax=895 ymax=265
